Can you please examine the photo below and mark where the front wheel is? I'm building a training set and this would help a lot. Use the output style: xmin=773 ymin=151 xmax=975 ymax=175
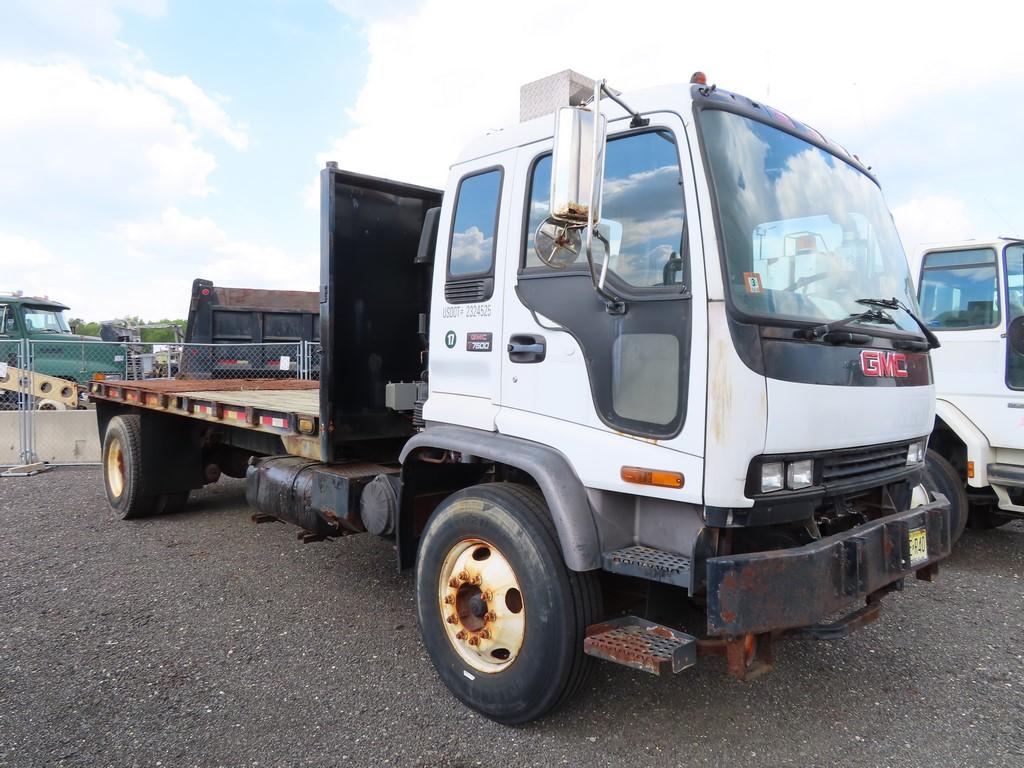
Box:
xmin=923 ymin=449 xmax=969 ymax=544
xmin=415 ymin=483 xmax=600 ymax=725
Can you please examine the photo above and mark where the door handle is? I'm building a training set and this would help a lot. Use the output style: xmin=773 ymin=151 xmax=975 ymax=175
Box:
xmin=508 ymin=334 xmax=546 ymax=363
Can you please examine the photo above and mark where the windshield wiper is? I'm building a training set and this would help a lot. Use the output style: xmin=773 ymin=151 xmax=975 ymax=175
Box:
xmin=855 ymin=297 xmax=940 ymax=349
xmin=797 ymin=307 xmax=895 ymax=342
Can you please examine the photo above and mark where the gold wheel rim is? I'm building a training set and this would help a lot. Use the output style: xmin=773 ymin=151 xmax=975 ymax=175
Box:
xmin=437 ymin=538 xmax=525 ymax=673
xmin=106 ymin=436 xmax=125 ymax=498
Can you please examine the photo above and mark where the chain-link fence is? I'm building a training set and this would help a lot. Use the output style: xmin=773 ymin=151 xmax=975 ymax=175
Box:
xmin=0 ymin=339 xmax=321 ymax=467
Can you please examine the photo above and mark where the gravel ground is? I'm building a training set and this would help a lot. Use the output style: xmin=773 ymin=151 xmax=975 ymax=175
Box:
xmin=1 ymin=467 xmax=1021 ymax=768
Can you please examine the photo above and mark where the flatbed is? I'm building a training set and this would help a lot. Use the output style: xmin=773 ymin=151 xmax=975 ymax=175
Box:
xmin=89 ymin=378 xmax=321 ymax=459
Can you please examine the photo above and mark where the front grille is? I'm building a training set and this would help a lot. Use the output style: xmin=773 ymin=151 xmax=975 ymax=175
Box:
xmin=820 ymin=442 xmax=911 ymax=487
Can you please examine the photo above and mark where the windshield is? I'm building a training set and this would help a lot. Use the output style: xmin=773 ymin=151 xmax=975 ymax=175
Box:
xmin=700 ymin=109 xmax=918 ymax=333
xmin=22 ymin=306 xmax=70 ymax=334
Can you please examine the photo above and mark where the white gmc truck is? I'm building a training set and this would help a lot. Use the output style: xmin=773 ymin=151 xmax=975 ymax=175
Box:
xmin=90 ymin=71 xmax=952 ymax=724
xmin=913 ymin=237 xmax=1024 ymax=535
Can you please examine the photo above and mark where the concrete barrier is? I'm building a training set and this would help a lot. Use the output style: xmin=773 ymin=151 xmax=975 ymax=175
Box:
xmin=0 ymin=410 xmax=101 ymax=465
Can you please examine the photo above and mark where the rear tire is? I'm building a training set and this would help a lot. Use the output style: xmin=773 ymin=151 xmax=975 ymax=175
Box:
xmin=103 ymin=415 xmax=157 ymax=519
xmin=923 ymin=449 xmax=969 ymax=544
xmin=415 ymin=482 xmax=601 ymax=725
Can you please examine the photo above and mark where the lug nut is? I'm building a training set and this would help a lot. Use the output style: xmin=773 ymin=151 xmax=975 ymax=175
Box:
xmin=455 ymin=630 xmax=467 ymax=640
xmin=472 ymin=574 xmax=482 ymax=585
xmin=458 ymin=570 xmax=470 ymax=582
xmin=485 ymin=611 xmax=497 ymax=622
xmin=443 ymin=594 xmax=455 ymax=605
xmin=482 ymin=591 xmax=493 ymax=601
xmin=448 ymin=578 xmax=460 ymax=588
xmin=446 ymin=614 xmax=459 ymax=625
xmin=479 ymin=629 xmax=491 ymax=639
xmin=468 ymin=636 xmax=480 ymax=646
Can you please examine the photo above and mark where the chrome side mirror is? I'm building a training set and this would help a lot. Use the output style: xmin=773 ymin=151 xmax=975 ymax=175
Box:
xmin=534 ymin=219 xmax=582 ymax=269
xmin=550 ymin=106 xmax=606 ymax=225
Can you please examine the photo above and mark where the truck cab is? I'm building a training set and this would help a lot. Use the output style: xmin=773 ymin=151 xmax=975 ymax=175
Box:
xmin=0 ymin=293 xmax=123 ymax=389
xmin=912 ymin=237 xmax=1024 ymax=531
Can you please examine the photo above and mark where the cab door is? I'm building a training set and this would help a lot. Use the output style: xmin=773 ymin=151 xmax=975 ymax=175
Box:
xmin=497 ymin=114 xmax=707 ymax=501
xmin=918 ymin=245 xmax=1014 ymax=446
xmin=424 ymin=153 xmax=514 ymax=431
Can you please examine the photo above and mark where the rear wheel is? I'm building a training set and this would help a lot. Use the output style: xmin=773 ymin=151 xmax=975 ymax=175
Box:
xmin=923 ymin=449 xmax=969 ymax=544
xmin=415 ymin=483 xmax=600 ymax=724
xmin=102 ymin=415 xmax=190 ymax=519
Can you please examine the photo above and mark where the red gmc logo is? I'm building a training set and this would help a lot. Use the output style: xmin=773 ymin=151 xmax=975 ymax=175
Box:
xmin=861 ymin=350 xmax=909 ymax=378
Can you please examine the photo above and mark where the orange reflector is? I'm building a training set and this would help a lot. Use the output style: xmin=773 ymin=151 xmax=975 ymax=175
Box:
xmin=92 ymin=373 xmax=106 ymax=381
xmin=967 ymin=460 xmax=975 ymax=479
xmin=620 ymin=466 xmax=684 ymax=489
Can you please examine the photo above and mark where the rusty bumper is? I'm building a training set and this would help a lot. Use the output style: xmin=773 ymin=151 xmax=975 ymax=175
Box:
xmin=706 ymin=496 xmax=951 ymax=637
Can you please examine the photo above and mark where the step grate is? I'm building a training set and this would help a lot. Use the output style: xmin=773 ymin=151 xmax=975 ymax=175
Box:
xmin=584 ymin=616 xmax=697 ymax=675
xmin=603 ymin=544 xmax=691 ymax=587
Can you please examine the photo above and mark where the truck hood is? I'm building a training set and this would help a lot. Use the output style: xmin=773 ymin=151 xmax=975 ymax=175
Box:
xmin=765 ymin=378 xmax=936 ymax=451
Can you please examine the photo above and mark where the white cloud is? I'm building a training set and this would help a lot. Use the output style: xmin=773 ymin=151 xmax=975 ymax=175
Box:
xmin=0 ymin=1 xmax=166 ymax=60
xmin=140 ymin=70 xmax=250 ymax=151
xmin=449 ymin=225 xmax=493 ymax=272
xmin=317 ymin=0 xmax=1024 ymax=189
xmin=892 ymin=196 xmax=975 ymax=252
xmin=0 ymin=60 xmax=223 ymax=213
xmin=0 ymin=234 xmax=55 ymax=270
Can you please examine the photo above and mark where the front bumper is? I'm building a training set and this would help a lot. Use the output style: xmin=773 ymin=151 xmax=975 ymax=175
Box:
xmin=706 ymin=495 xmax=951 ymax=637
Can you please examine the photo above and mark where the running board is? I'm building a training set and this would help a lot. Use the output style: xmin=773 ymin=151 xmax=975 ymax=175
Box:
xmin=584 ymin=616 xmax=697 ymax=675
xmin=602 ymin=545 xmax=692 ymax=588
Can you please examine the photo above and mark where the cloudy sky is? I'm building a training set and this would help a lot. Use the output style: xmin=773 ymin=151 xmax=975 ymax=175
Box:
xmin=1 ymin=0 xmax=1020 ymax=321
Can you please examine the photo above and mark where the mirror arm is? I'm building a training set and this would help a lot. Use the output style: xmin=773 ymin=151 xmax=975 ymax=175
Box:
xmin=600 ymin=83 xmax=649 ymax=128
xmin=585 ymin=80 xmax=625 ymax=314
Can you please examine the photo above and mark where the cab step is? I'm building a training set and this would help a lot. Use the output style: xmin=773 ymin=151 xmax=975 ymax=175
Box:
xmin=602 ymin=544 xmax=691 ymax=587
xmin=584 ymin=616 xmax=697 ymax=675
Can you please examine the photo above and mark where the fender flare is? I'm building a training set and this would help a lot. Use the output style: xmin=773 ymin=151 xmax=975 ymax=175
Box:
xmin=934 ymin=399 xmax=992 ymax=487
xmin=400 ymin=425 xmax=601 ymax=571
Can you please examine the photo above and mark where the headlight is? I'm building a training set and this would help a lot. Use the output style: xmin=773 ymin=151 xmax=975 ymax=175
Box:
xmin=906 ymin=440 xmax=926 ymax=465
xmin=760 ymin=461 xmax=785 ymax=492
xmin=786 ymin=459 xmax=814 ymax=489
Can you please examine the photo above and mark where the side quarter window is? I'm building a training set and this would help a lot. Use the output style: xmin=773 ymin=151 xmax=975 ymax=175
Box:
xmin=0 ymin=304 xmax=14 ymax=336
xmin=446 ymin=167 xmax=503 ymax=303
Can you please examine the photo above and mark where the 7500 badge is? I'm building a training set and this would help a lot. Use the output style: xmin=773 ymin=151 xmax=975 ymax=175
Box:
xmin=466 ymin=332 xmax=492 ymax=352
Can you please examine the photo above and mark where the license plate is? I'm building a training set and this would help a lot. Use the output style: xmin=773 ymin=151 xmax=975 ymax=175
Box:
xmin=909 ymin=527 xmax=928 ymax=565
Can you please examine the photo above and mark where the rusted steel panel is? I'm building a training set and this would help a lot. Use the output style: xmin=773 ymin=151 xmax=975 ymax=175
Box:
xmin=706 ymin=498 xmax=951 ymax=637
xmin=214 ymin=286 xmax=320 ymax=313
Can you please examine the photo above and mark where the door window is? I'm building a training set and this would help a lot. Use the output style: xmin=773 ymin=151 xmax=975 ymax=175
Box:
xmin=1005 ymin=244 xmax=1024 ymax=389
xmin=918 ymin=248 xmax=1000 ymax=329
xmin=523 ymin=130 xmax=686 ymax=290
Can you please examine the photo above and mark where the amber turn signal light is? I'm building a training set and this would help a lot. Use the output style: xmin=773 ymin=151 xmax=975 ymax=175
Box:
xmin=620 ymin=466 xmax=684 ymax=489
xmin=967 ymin=460 xmax=975 ymax=479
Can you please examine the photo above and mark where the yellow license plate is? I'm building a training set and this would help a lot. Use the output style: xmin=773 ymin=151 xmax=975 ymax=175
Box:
xmin=909 ymin=527 xmax=928 ymax=565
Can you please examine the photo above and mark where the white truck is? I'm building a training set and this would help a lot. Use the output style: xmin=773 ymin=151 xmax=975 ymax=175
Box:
xmin=90 ymin=71 xmax=952 ymax=724
xmin=913 ymin=237 xmax=1024 ymax=534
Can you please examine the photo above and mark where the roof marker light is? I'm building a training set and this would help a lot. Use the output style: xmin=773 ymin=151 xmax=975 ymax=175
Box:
xmin=690 ymin=71 xmax=707 ymax=85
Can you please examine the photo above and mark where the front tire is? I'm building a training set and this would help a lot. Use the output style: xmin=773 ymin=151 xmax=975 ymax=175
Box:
xmin=415 ymin=483 xmax=600 ymax=725
xmin=923 ymin=449 xmax=969 ymax=544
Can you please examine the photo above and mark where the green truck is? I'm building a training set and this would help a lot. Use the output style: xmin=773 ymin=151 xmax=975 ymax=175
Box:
xmin=0 ymin=293 xmax=125 ymax=407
